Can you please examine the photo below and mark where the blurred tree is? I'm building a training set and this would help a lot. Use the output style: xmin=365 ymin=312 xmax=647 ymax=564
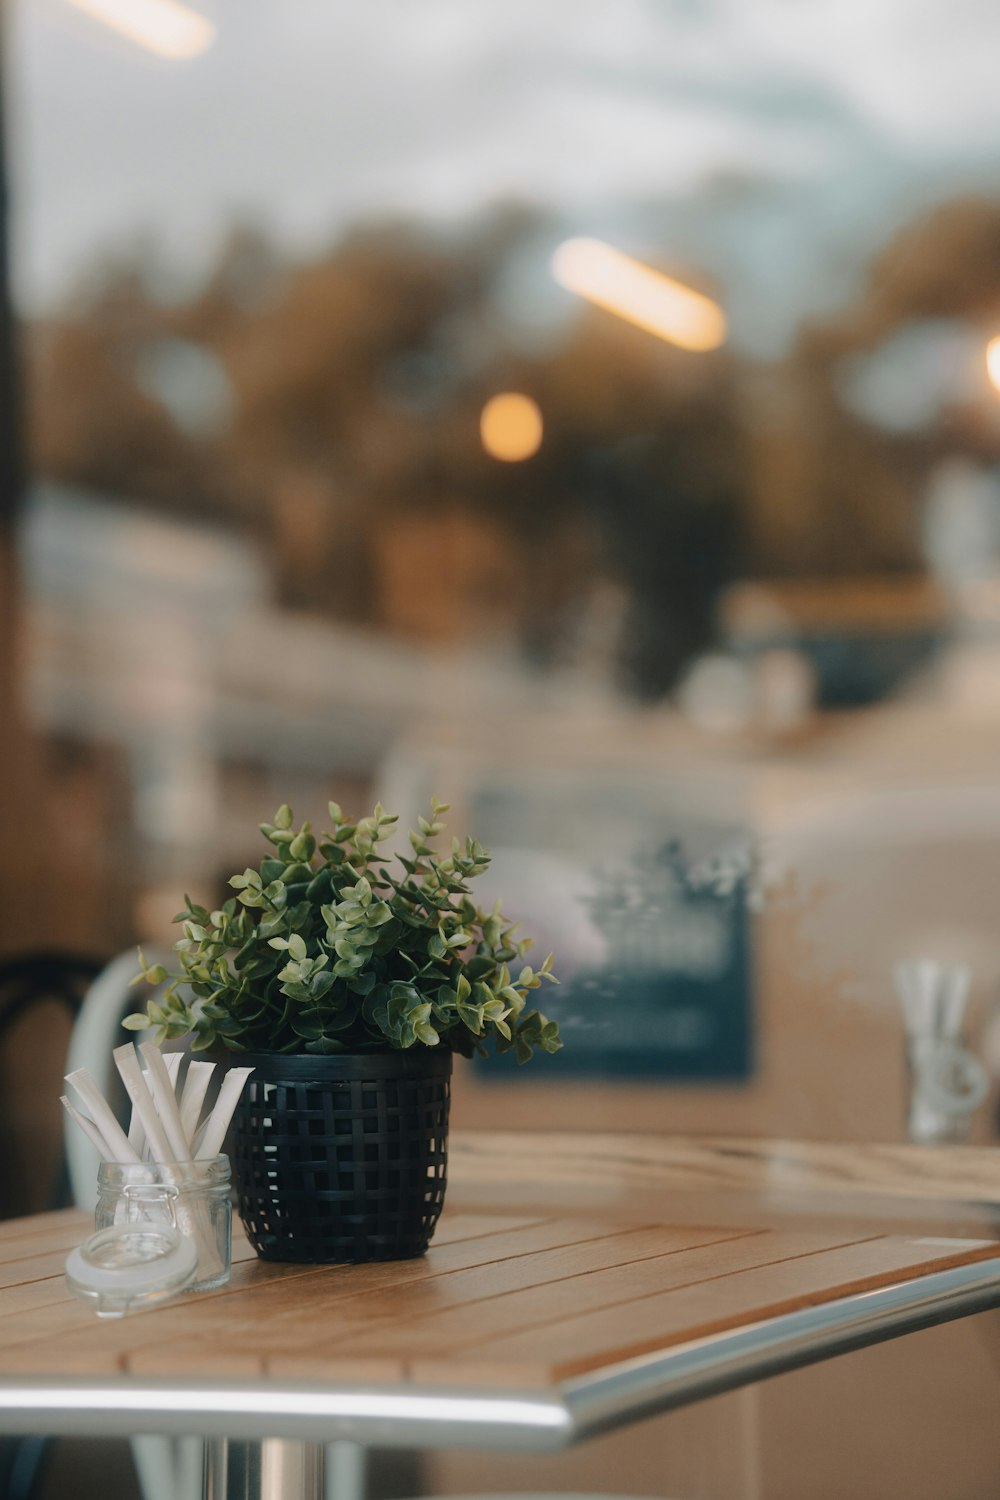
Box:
xmin=749 ymin=196 xmax=1000 ymax=580
xmin=28 ymin=269 xmax=242 ymax=525
xmin=26 ymin=213 xmax=745 ymax=697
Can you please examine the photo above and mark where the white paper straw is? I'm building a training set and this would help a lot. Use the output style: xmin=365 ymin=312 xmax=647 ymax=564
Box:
xmin=60 ymin=1095 xmax=113 ymax=1160
xmin=113 ymin=1044 xmax=175 ymax=1166
xmin=895 ymin=960 xmax=971 ymax=1040
xmin=942 ymin=967 xmax=971 ymax=1037
xmin=178 ymin=1060 xmax=215 ymax=1150
xmin=126 ymin=1095 xmax=147 ymax=1158
xmin=162 ymin=1048 xmax=227 ymax=1278
xmin=126 ymin=1053 xmax=181 ymax=1158
xmin=65 ymin=1068 xmax=140 ymax=1164
xmin=139 ymin=1042 xmax=192 ymax=1165
xmin=197 ymin=1067 xmax=253 ymax=1159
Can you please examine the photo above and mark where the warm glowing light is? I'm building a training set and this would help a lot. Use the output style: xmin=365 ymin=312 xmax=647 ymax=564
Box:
xmin=552 ymin=237 xmax=726 ymax=352
xmin=987 ymin=336 xmax=1000 ymax=394
xmin=480 ymin=393 xmax=544 ymax=462
xmin=64 ymin=0 xmax=216 ymax=59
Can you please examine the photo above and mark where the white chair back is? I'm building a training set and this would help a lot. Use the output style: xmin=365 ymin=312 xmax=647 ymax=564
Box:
xmin=63 ymin=949 xmax=163 ymax=1211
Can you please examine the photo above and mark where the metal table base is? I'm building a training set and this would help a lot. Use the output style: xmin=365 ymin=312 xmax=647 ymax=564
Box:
xmin=204 ymin=1439 xmax=365 ymax=1500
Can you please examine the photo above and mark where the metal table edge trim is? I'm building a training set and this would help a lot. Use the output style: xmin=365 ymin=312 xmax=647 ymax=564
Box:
xmin=0 ymin=1378 xmax=572 ymax=1450
xmin=561 ymin=1254 xmax=1000 ymax=1437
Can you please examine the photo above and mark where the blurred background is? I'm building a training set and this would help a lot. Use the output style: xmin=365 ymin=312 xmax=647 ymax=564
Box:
xmin=7 ymin=2 xmax=1000 ymax=1496
xmin=9 ymin=0 xmax=1000 ymax=1138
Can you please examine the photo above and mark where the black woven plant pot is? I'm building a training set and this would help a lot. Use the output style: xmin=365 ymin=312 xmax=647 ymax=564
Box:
xmin=231 ymin=1050 xmax=452 ymax=1264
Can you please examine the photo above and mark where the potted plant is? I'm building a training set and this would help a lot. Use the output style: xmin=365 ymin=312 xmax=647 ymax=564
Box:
xmin=126 ymin=799 xmax=560 ymax=1264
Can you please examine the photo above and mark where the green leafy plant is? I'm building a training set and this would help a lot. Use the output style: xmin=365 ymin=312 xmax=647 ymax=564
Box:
xmin=126 ymin=799 xmax=561 ymax=1062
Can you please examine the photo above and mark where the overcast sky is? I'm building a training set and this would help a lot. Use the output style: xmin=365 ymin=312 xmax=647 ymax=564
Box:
xmin=10 ymin=0 xmax=1000 ymax=354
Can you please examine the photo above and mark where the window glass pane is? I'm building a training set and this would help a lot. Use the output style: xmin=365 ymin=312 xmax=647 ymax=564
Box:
xmin=7 ymin=0 xmax=1000 ymax=1146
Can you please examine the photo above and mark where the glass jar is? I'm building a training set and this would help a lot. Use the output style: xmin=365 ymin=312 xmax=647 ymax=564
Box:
xmin=96 ymin=1156 xmax=232 ymax=1292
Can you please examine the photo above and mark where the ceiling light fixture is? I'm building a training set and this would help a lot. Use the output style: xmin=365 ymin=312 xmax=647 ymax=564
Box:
xmin=552 ymin=237 xmax=726 ymax=352
xmin=986 ymin=335 xmax=1000 ymax=394
xmin=63 ymin=0 xmax=216 ymax=60
xmin=480 ymin=393 xmax=544 ymax=462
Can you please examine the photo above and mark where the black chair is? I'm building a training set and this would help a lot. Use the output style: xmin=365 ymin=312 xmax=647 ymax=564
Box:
xmin=0 ymin=950 xmax=106 ymax=1220
xmin=0 ymin=950 xmax=106 ymax=1500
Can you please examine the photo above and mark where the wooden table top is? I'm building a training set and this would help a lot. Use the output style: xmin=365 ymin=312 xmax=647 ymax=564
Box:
xmin=446 ymin=1132 xmax=1000 ymax=1224
xmin=2 ymin=1133 xmax=1000 ymax=1446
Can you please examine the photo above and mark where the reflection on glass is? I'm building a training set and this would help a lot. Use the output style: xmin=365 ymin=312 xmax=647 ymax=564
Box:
xmin=552 ymin=237 xmax=726 ymax=352
xmin=9 ymin=1 xmax=1000 ymax=1147
xmin=62 ymin=0 xmax=215 ymax=60
xmin=479 ymin=392 xmax=544 ymax=463
xmin=986 ymin=333 xmax=1000 ymax=395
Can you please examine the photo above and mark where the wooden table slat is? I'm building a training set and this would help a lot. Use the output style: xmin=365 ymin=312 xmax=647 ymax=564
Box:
xmin=126 ymin=1224 xmax=753 ymax=1375
xmin=444 ymin=1233 xmax=1000 ymax=1381
xmin=428 ymin=1214 xmax=548 ymax=1246
xmin=316 ymin=1227 xmax=878 ymax=1363
xmin=0 ymin=1215 xmax=647 ymax=1374
xmin=0 ymin=1209 xmax=90 ymax=1246
xmin=0 ymin=1214 xmax=90 ymax=1266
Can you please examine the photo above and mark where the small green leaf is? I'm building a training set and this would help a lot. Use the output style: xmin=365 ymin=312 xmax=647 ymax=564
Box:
xmin=348 ymin=970 xmax=378 ymax=996
xmin=290 ymin=829 xmax=316 ymax=861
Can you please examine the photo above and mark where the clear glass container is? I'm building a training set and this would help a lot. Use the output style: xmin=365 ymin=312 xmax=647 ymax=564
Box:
xmin=96 ymin=1155 xmax=232 ymax=1291
xmin=65 ymin=1224 xmax=199 ymax=1318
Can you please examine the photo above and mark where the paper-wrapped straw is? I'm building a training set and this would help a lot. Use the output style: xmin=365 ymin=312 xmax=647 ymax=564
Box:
xmin=60 ymin=1095 xmax=112 ymax=1159
xmin=178 ymin=1061 xmax=215 ymax=1149
xmin=128 ymin=1055 xmax=183 ymax=1160
xmin=64 ymin=1068 xmax=140 ymax=1164
xmin=113 ymin=1045 xmax=175 ymax=1166
xmin=126 ymin=1095 xmax=147 ymax=1157
xmin=196 ymin=1068 xmax=253 ymax=1159
xmin=894 ymin=960 xmax=971 ymax=1039
xmin=139 ymin=1042 xmax=192 ymax=1165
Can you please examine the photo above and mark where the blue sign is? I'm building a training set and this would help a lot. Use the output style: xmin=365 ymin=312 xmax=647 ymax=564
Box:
xmin=476 ymin=839 xmax=754 ymax=1082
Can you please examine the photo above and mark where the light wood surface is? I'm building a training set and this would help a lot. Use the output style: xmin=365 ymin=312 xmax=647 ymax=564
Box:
xmin=447 ymin=1132 xmax=1000 ymax=1224
xmin=2 ymin=1134 xmax=1000 ymax=1393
